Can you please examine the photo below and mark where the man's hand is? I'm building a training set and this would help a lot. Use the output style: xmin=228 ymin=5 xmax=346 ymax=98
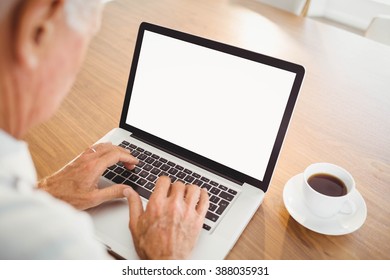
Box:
xmin=124 ymin=176 xmax=209 ymax=260
xmin=38 ymin=143 xmax=139 ymax=210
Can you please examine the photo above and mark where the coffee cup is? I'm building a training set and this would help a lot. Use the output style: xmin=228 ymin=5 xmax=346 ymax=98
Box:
xmin=302 ymin=163 xmax=356 ymax=218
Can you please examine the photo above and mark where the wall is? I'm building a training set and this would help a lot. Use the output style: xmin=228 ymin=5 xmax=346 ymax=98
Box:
xmin=308 ymin=0 xmax=390 ymax=30
xmin=256 ymin=0 xmax=307 ymax=16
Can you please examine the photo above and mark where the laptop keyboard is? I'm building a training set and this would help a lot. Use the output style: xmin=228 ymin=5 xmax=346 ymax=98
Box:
xmin=102 ymin=140 xmax=238 ymax=231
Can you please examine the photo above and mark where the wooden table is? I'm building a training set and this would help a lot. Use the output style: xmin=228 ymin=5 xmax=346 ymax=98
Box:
xmin=25 ymin=0 xmax=390 ymax=259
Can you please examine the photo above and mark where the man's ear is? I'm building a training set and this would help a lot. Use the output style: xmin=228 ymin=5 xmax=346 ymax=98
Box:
xmin=13 ymin=0 xmax=65 ymax=69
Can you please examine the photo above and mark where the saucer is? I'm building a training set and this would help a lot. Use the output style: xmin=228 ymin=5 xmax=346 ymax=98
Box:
xmin=283 ymin=173 xmax=367 ymax=235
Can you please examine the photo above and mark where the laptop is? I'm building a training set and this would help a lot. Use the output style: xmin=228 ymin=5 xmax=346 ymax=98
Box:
xmin=87 ymin=22 xmax=305 ymax=259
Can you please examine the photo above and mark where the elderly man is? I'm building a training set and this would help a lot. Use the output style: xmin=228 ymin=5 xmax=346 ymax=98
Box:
xmin=0 ymin=0 xmax=209 ymax=259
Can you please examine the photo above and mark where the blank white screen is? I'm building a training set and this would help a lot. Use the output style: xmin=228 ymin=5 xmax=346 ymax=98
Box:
xmin=126 ymin=31 xmax=296 ymax=181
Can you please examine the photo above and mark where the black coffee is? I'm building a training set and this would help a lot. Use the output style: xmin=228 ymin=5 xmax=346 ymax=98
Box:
xmin=308 ymin=173 xmax=347 ymax=197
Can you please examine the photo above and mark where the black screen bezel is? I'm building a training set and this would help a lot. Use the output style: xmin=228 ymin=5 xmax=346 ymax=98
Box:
xmin=120 ymin=22 xmax=305 ymax=192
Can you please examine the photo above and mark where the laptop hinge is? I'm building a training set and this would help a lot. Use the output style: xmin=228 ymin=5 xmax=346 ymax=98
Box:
xmin=105 ymin=245 xmax=125 ymax=260
xmin=130 ymin=134 xmax=244 ymax=186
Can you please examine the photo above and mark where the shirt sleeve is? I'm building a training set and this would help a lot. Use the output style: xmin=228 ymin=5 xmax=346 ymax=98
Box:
xmin=0 ymin=186 xmax=112 ymax=259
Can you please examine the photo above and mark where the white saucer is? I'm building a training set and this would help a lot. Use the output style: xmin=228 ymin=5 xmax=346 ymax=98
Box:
xmin=283 ymin=173 xmax=367 ymax=235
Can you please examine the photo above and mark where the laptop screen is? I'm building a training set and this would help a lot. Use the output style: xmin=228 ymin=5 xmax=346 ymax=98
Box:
xmin=122 ymin=23 xmax=304 ymax=189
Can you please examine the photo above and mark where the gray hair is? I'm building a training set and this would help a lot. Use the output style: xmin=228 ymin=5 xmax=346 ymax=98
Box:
xmin=0 ymin=0 xmax=103 ymax=33
xmin=65 ymin=0 xmax=102 ymax=33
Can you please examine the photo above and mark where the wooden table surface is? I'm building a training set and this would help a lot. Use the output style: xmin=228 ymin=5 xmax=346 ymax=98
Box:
xmin=25 ymin=0 xmax=390 ymax=259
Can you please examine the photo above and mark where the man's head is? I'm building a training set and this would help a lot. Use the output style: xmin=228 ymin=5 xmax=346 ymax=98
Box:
xmin=0 ymin=0 xmax=103 ymax=138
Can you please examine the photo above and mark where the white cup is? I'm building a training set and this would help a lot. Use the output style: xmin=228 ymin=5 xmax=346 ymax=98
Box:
xmin=302 ymin=163 xmax=356 ymax=218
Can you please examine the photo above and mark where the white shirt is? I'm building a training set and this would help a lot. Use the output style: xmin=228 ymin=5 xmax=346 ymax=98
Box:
xmin=0 ymin=130 xmax=109 ymax=259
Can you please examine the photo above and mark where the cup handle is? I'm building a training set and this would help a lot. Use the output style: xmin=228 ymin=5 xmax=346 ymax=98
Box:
xmin=339 ymin=199 xmax=356 ymax=215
